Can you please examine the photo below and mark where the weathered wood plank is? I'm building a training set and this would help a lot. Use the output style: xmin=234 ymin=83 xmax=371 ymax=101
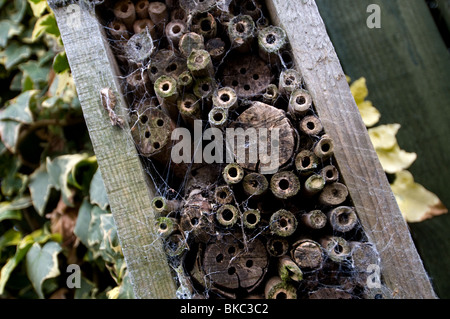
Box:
xmin=266 ymin=0 xmax=436 ymax=298
xmin=49 ymin=0 xmax=177 ymax=299
xmin=316 ymin=0 xmax=450 ymax=299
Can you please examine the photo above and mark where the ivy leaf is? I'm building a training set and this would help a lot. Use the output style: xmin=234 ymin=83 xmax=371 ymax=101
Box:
xmin=46 ymin=154 xmax=89 ymax=206
xmin=67 ymin=155 xmax=97 ymax=191
xmin=18 ymin=60 xmax=49 ymax=87
xmin=32 ymin=13 xmax=60 ymax=41
xmin=29 ymin=165 xmax=53 ymax=216
xmin=0 ymin=90 xmax=38 ymax=124
xmin=392 ymin=171 xmax=448 ymax=223
xmin=99 ymin=214 xmax=121 ymax=263
xmin=73 ymin=198 xmax=92 ymax=248
xmin=28 ymin=0 xmax=48 ymax=17
xmin=10 ymin=0 xmax=28 ymax=23
xmin=0 ymin=196 xmax=31 ymax=222
xmin=0 ymin=229 xmax=59 ymax=295
xmin=26 ymin=241 xmax=62 ymax=299
xmin=0 ymin=20 xmax=23 ymax=48
xmin=0 ymin=41 xmax=32 ymax=70
xmin=89 ymin=169 xmax=109 ymax=210
xmin=0 ymin=229 xmax=21 ymax=259
xmin=53 ymin=51 xmax=69 ymax=74
xmin=74 ymin=276 xmax=95 ymax=299
xmin=0 ymin=120 xmax=21 ymax=153
xmin=87 ymin=205 xmax=109 ymax=254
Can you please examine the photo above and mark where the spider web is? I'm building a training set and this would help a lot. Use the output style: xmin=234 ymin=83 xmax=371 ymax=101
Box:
xmin=96 ymin=0 xmax=388 ymax=299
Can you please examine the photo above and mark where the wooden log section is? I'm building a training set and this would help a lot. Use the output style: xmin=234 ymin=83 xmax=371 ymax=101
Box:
xmin=229 ymin=102 xmax=296 ymax=173
xmin=291 ymin=238 xmax=324 ymax=270
xmin=203 ymin=234 xmax=268 ymax=292
xmin=265 ymin=0 xmax=436 ymax=298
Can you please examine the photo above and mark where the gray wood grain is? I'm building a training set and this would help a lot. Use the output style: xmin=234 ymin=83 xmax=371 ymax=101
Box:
xmin=49 ymin=0 xmax=177 ymax=299
xmin=266 ymin=0 xmax=436 ymax=298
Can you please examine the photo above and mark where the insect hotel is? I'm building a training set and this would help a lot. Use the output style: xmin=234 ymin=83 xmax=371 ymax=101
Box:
xmin=49 ymin=0 xmax=436 ymax=299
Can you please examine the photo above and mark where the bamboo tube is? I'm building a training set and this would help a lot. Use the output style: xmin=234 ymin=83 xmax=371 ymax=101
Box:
xmin=270 ymin=171 xmax=301 ymax=199
xmin=208 ymin=107 xmax=228 ymax=129
xmin=171 ymin=7 xmax=187 ymax=22
xmin=320 ymin=236 xmax=351 ymax=263
xmin=291 ymin=238 xmax=324 ymax=270
xmin=177 ymin=71 xmax=193 ymax=92
xmin=193 ymin=77 xmax=215 ymax=100
xmin=126 ymin=69 xmax=152 ymax=97
xmin=148 ymin=1 xmax=168 ymax=36
xmin=303 ymin=174 xmax=326 ymax=196
xmin=279 ymin=69 xmax=302 ymax=96
xmin=179 ymin=32 xmax=205 ymax=58
xmin=187 ymin=49 xmax=214 ymax=78
xmin=216 ymin=204 xmax=239 ymax=227
xmin=223 ymin=163 xmax=245 ymax=185
xmin=206 ymin=37 xmax=226 ymax=61
xmin=299 ymin=115 xmax=323 ymax=136
xmin=295 ymin=149 xmax=319 ymax=175
xmin=328 ymin=206 xmax=358 ymax=233
xmin=154 ymin=75 xmax=179 ymax=121
xmin=133 ymin=19 xmax=156 ymax=38
xmin=108 ymin=20 xmax=130 ymax=41
xmin=165 ymin=20 xmax=187 ymax=46
xmin=177 ymin=93 xmax=201 ymax=129
xmin=270 ymin=209 xmax=298 ymax=237
xmin=321 ymin=164 xmax=339 ymax=183
xmin=228 ymin=15 xmax=255 ymax=52
xmin=301 ymin=210 xmax=327 ymax=230
xmin=262 ymin=84 xmax=279 ymax=105
xmin=241 ymin=0 xmax=262 ymax=21
xmin=242 ymin=173 xmax=269 ymax=197
xmin=313 ymin=134 xmax=335 ymax=159
xmin=288 ymin=88 xmax=312 ymax=117
xmin=192 ymin=12 xmax=217 ymax=40
xmin=258 ymin=25 xmax=287 ymax=63
xmin=151 ymin=196 xmax=181 ymax=215
xmin=212 ymin=87 xmax=238 ymax=110
xmin=214 ymin=185 xmax=234 ymax=205
xmin=164 ymin=233 xmax=187 ymax=257
xmin=266 ymin=237 xmax=289 ymax=257
xmin=264 ymin=277 xmax=297 ymax=299
xmin=113 ymin=0 xmax=136 ymax=31
xmin=155 ymin=217 xmax=178 ymax=238
xmin=243 ymin=209 xmax=261 ymax=229
xmin=278 ymin=255 xmax=303 ymax=282
xmin=319 ymin=182 xmax=349 ymax=206
xmin=135 ymin=0 xmax=150 ymax=19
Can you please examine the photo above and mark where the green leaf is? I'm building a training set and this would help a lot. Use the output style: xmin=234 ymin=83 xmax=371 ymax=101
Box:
xmin=0 ymin=41 xmax=32 ymax=70
xmin=0 ymin=210 xmax=22 ymax=222
xmin=28 ymin=0 xmax=48 ymax=17
xmin=32 ymin=13 xmax=60 ymax=41
xmin=99 ymin=214 xmax=121 ymax=263
xmin=29 ymin=165 xmax=53 ymax=216
xmin=19 ymin=60 xmax=49 ymax=87
xmin=67 ymin=155 xmax=97 ymax=191
xmin=89 ymin=169 xmax=109 ymax=210
xmin=0 ymin=229 xmax=21 ymax=258
xmin=46 ymin=154 xmax=89 ymax=206
xmin=53 ymin=51 xmax=69 ymax=74
xmin=10 ymin=0 xmax=28 ymax=23
xmin=0 ymin=229 xmax=56 ymax=295
xmin=26 ymin=241 xmax=62 ymax=299
xmin=74 ymin=276 xmax=96 ymax=299
xmin=0 ymin=90 xmax=38 ymax=123
xmin=0 ymin=20 xmax=23 ymax=48
xmin=73 ymin=198 xmax=92 ymax=247
xmin=87 ymin=205 xmax=109 ymax=253
xmin=0 ymin=120 xmax=21 ymax=153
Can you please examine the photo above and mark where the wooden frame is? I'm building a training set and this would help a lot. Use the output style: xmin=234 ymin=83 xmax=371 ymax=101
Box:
xmin=49 ymin=0 xmax=436 ymax=298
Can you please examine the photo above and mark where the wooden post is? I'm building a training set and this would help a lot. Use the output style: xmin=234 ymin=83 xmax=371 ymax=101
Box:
xmin=48 ymin=0 xmax=177 ymax=299
xmin=266 ymin=0 xmax=436 ymax=298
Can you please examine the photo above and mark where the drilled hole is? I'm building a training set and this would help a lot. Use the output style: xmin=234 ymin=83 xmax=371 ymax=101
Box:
xmin=240 ymin=68 xmax=247 ymax=74
xmin=202 ymin=83 xmax=210 ymax=92
xmin=228 ymin=246 xmax=236 ymax=255
xmin=140 ymin=115 xmax=148 ymax=124
xmin=145 ymin=131 xmax=151 ymax=138
xmin=244 ymin=84 xmax=250 ymax=91
xmin=307 ymin=122 xmax=315 ymax=130
xmin=236 ymin=22 xmax=245 ymax=33
xmin=150 ymin=66 xmax=158 ymax=74
xmin=246 ymin=260 xmax=253 ymax=268
xmin=153 ymin=142 xmax=160 ymax=149
xmin=216 ymin=254 xmax=224 ymax=263
xmin=266 ymin=33 xmax=276 ymax=44
xmin=321 ymin=143 xmax=331 ymax=153
xmin=228 ymin=267 xmax=236 ymax=275
xmin=157 ymin=119 xmax=164 ymax=127
xmin=253 ymin=74 xmax=259 ymax=80
xmin=166 ymin=63 xmax=177 ymax=72
xmin=191 ymin=217 xmax=199 ymax=226
xmin=279 ymin=179 xmax=290 ymax=190
xmin=279 ymin=218 xmax=288 ymax=228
